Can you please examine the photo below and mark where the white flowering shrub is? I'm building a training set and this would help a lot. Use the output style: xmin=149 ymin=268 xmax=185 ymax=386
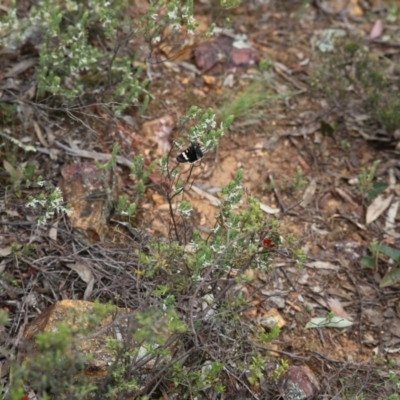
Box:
xmin=0 ymin=0 xmax=197 ymax=111
xmin=26 ymin=182 xmax=71 ymax=226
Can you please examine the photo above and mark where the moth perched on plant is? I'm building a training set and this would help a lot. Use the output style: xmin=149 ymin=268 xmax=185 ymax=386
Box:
xmin=176 ymin=143 xmax=203 ymax=163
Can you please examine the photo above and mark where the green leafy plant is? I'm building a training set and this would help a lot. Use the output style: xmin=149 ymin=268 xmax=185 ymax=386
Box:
xmin=220 ymin=0 xmax=241 ymax=9
xmin=113 ymin=118 xmax=289 ymax=396
xmin=26 ymin=181 xmax=71 ymax=226
xmin=8 ymin=303 xmax=116 ymax=400
xmin=269 ymin=359 xmax=289 ymax=380
xmin=339 ymin=139 xmax=351 ymax=150
xmin=160 ymin=107 xmax=234 ymax=244
xmin=0 ymin=103 xmax=18 ymax=125
xmin=387 ymin=1 xmax=399 ymax=23
xmin=247 ymin=354 xmax=265 ymax=387
xmin=2 ymin=160 xmax=36 ymax=193
xmin=220 ymin=80 xmax=284 ymax=121
xmin=116 ymin=155 xmax=157 ymax=218
xmin=0 ymin=309 xmax=9 ymax=327
xmin=101 ymin=307 xmax=187 ymax=398
xmin=292 ymin=168 xmax=307 ymax=192
xmin=388 ymin=370 xmax=400 ymax=393
xmin=264 ymin=324 xmax=281 ymax=341
xmin=258 ymin=58 xmax=273 ymax=72
xmin=361 ymin=241 xmax=400 ymax=288
xmin=357 ymin=160 xmax=382 ymax=198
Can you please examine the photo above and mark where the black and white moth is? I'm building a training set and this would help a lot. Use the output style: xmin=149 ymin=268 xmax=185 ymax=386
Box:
xmin=176 ymin=143 xmax=203 ymax=163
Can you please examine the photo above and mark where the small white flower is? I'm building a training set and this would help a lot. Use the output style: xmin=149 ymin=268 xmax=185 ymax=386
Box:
xmin=168 ymin=10 xmax=177 ymax=20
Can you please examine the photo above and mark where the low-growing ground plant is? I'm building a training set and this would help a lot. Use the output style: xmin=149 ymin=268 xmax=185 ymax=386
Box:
xmin=310 ymin=38 xmax=400 ymax=135
xmin=219 ymin=79 xmax=284 ymax=122
xmin=292 ymin=167 xmax=308 ymax=192
xmin=6 ymin=302 xmax=115 ymax=400
xmin=361 ymin=241 xmax=400 ymax=288
xmin=357 ymin=160 xmax=387 ymax=200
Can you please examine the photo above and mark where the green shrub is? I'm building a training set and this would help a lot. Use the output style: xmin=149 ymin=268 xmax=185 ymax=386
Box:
xmin=0 ymin=0 xmax=197 ymax=113
xmin=0 ymin=1 xmax=299 ymax=398
xmin=311 ymin=39 xmax=400 ymax=134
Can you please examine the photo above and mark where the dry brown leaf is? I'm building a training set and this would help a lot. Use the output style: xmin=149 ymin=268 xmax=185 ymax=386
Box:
xmin=259 ymin=202 xmax=280 ymax=214
xmin=33 ymin=121 xmax=48 ymax=148
xmin=0 ymin=260 xmax=6 ymax=273
xmin=306 ymin=261 xmax=340 ymax=271
xmin=48 ymin=221 xmax=58 ymax=241
xmin=364 ymin=309 xmax=384 ymax=327
xmin=64 ymin=262 xmax=95 ymax=300
xmin=366 ymin=194 xmax=393 ymax=225
xmin=152 ymin=192 xmax=165 ymax=205
xmin=327 ymin=297 xmax=353 ymax=321
xmin=335 ymin=187 xmax=361 ymax=214
xmin=301 ymin=178 xmax=317 ymax=208
xmin=0 ymin=246 xmax=17 ymax=257
xmin=385 ymin=200 xmax=399 ymax=237
xmin=4 ymin=58 xmax=37 ymax=78
xmin=65 ymin=262 xmax=93 ymax=283
xmin=3 ymin=160 xmax=21 ymax=180
xmin=84 ymin=278 xmax=95 ymax=300
xmin=370 ymin=19 xmax=383 ymax=39
xmin=191 ymin=185 xmax=220 ymax=207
